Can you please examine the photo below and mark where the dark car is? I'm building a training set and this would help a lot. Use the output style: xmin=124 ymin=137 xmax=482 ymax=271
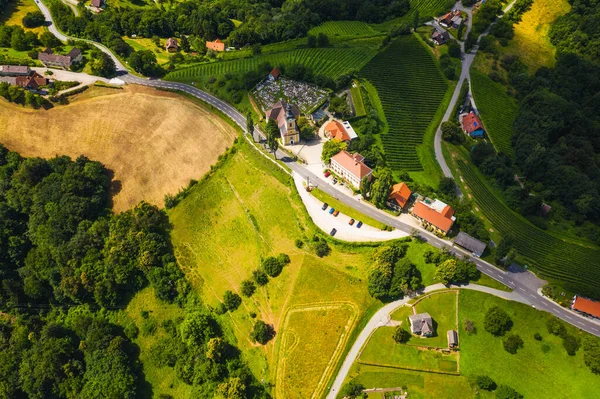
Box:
xmin=330 ymin=228 xmax=337 ymax=236
xmin=322 ymin=203 xmax=328 ymax=210
xmin=356 ymin=221 xmax=363 ymax=228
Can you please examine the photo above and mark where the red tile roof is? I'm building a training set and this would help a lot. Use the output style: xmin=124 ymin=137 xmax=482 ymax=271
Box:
xmin=331 ymin=150 xmax=372 ymax=181
xmin=412 ymin=201 xmax=455 ymax=233
xmin=462 ymin=112 xmax=484 ymax=134
xmin=270 ymin=68 xmax=280 ymax=79
xmin=325 ymin=121 xmax=351 ymax=141
xmin=206 ymin=39 xmax=225 ymax=52
xmin=388 ymin=183 xmax=412 ymax=209
xmin=573 ymin=296 xmax=600 ymax=318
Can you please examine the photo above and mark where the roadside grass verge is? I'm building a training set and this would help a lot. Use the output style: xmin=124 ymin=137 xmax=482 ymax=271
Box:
xmin=350 ymin=83 xmax=366 ymax=117
xmin=310 ymin=188 xmax=390 ymax=230
xmin=459 ymin=290 xmax=600 ymax=398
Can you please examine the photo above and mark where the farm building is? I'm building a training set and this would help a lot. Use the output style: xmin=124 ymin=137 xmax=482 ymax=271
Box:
xmin=38 ymin=48 xmax=83 ymax=69
xmin=432 ymin=29 xmax=450 ymax=45
xmin=206 ymin=39 xmax=225 ymax=52
xmin=0 ymin=65 xmax=31 ymax=76
xmin=324 ymin=120 xmax=357 ymax=142
xmin=329 ymin=151 xmax=373 ymax=189
xmin=409 ymin=313 xmax=434 ymax=337
xmin=572 ymin=296 xmax=600 ymax=319
xmin=438 ymin=10 xmax=461 ymax=27
xmin=454 ymin=232 xmax=487 ymax=257
xmin=91 ymin=0 xmax=104 ymax=7
xmin=447 ymin=330 xmax=458 ymax=348
xmin=268 ymin=68 xmax=280 ymax=81
xmin=265 ymin=100 xmax=300 ymax=146
xmin=166 ymin=38 xmax=178 ymax=52
xmin=387 ymin=182 xmax=412 ymax=211
xmin=0 ymin=67 xmax=47 ymax=89
xmin=411 ymin=199 xmax=456 ymax=236
xmin=461 ymin=111 xmax=485 ymax=137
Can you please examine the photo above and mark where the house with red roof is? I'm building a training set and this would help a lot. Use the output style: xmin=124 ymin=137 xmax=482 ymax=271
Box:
xmin=411 ymin=199 xmax=456 ymax=235
xmin=324 ymin=120 xmax=358 ymax=142
xmin=461 ymin=111 xmax=485 ymax=137
xmin=268 ymin=68 xmax=280 ymax=81
xmin=330 ymin=151 xmax=373 ymax=189
xmin=387 ymin=182 xmax=412 ymax=211
xmin=572 ymin=296 xmax=600 ymax=319
xmin=206 ymin=39 xmax=225 ymax=52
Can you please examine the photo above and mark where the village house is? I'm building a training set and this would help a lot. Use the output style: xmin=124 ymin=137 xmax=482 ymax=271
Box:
xmin=432 ymin=29 xmax=450 ymax=45
xmin=265 ymin=100 xmax=300 ymax=146
xmin=91 ymin=0 xmax=104 ymax=8
xmin=438 ymin=10 xmax=461 ymax=28
xmin=461 ymin=111 xmax=485 ymax=137
xmin=387 ymin=182 xmax=412 ymax=211
xmin=329 ymin=151 xmax=373 ymax=189
xmin=447 ymin=330 xmax=458 ymax=348
xmin=206 ymin=39 xmax=225 ymax=52
xmin=38 ymin=48 xmax=83 ymax=69
xmin=572 ymin=296 xmax=600 ymax=319
xmin=454 ymin=232 xmax=487 ymax=257
xmin=0 ymin=65 xmax=31 ymax=76
xmin=166 ymin=38 xmax=178 ymax=52
xmin=411 ymin=199 xmax=456 ymax=236
xmin=409 ymin=313 xmax=434 ymax=337
xmin=324 ymin=120 xmax=358 ymax=142
xmin=268 ymin=67 xmax=280 ymax=81
xmin=16 ymin=72 xmax=47 ymax=90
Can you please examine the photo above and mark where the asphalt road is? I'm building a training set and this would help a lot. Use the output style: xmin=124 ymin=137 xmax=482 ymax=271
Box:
xmin=35 ymin=0 xmax=600 ymax=389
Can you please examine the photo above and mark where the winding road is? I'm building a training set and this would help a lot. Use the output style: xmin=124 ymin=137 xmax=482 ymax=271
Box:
xmin=33 ymin=1 xmax=600 ymax=396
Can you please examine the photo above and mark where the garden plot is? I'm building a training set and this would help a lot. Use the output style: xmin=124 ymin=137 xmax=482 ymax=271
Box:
xmin=253 ymin=77 xmax=327 ymax=114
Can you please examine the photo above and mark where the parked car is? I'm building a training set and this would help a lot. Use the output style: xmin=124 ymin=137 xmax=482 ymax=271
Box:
xmin=322 ymin=203 xmax=328 ymax=210
xmin=329 ymin=208 xmax=335 ymax=215
xmin=333 ymin=210 xmax=340 ymax=216
xmin=349 ymin=219 xmax=355 ymax=226
xmin=333 ymin=178 xmax=338 ymax=184
xmin=356 ymin=221 xmax=363 ymax=228
xmin=330 ymin=228 xmax=337 ymax=236
xmin=324 ymin=171 xmax=331 ymax=177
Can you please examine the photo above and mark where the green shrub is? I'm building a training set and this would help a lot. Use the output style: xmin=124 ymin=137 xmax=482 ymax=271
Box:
xmin=340 ymin=380 xmax=366 ymax=398
xmin=314 ymin=239 xmax=331 ymax=257
xmin=476 ymin=375 xmax=496 ymax=391
xmin=563 ymin=334 xmax=580 ymax=356
xmin=484 ymin=306 xmax=512 ymax=336
xmin=240 ymin=280 xmax=256 ymax=297
xmin=495 ymin=385 xmax=523 ymax=399
xmin=124 ymin=323 xmax=139 ymax=340
xmin=222 ymin=290 xmax=242 ymax=311
xmin=252 ymin=269 xmax=269 ymax=286
xmin=141 ymin=317 xmax=158 ymax=336
xmin=262 ymin=256 xmax=284 ymax=277
xmin=295 ymin=239 xmax=304 ymax=248
xmin=464 ymin=319 xmax=477 ymax=335
xmin=250 ymin=320 xmax=275 ymax=345
xmin=547 ymin=318 xmax=566 ymax=337
xmin=277 ymin=253 xmax=291 ymax=265
xmin=392 ymin=326 xmax=410 ymax=344
xmin=583 ymin=337 xmax=600 ymax=374
xmin=533 ymin=332 xmax=542 ymax=341
xmin=503 ymin=334 xmax=524 ymax=354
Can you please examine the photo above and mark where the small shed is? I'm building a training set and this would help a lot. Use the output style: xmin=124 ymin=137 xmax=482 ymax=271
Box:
xmin=454 ymin=231 xmax=487 ymax=257
xmin=447 ymin=330 xmax=458 ymax=348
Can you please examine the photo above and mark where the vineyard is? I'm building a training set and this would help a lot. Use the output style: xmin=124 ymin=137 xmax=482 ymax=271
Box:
xmin=471 ymin=69 xmax=518 ymax=156
xmin=166 ymin=47 xmax=376 ymax=82
xmin=376 ymin=0 xmax=456 ymax=29
xmin=359 ymin=35 xmax=448 ymax=171
xmin=309 ymin=21 xmax=377 ymax=37
xmin=457 ymin=160 xmax=600 ymax=298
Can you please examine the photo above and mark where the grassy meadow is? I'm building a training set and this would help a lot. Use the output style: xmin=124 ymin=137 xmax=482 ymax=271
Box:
xmin=123 ymin=37 xmax=174 ymax=65
xmin=1 ymin=0 xmax=45 ymax=34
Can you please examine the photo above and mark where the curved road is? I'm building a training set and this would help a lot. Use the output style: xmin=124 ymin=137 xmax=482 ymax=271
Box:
xmin=35 ymin=2 xmax=600 ymax=395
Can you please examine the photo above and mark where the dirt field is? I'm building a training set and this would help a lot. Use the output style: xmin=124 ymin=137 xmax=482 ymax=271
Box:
xmin=0 ymin=85 xmax=237 ymax=211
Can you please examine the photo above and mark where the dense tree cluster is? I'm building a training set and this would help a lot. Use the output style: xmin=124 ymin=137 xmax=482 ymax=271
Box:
xmin=423 ymin=248 xmax=480 ymax=285
xmin=367 ymin=242 xmax=422 ymax=300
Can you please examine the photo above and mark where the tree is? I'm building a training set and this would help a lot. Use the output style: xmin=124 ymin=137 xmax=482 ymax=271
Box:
xmin=341 ymin=380 xmax=366 ymax=398
xmin=484 ymin=306 xmax=512 ymax=336
xmin=265 ymin=119 xmax=279 ymax=159
xmin=503 ymin=334 xmax=524 ymax=354
xmin=321 ymin=139 xmax=346 ymax=162
xmin=22 ymin=11 xmax=45 ymax=28
xmin=180 ymin=312 xmax=219 ymax=347
xmin=546 ymin=318 xmax=565 ymax=336
xmin=495 ymin=385 xmax=523 ymax=399
xmin=215 ymin=377 xmax=246 ymax=399
xmin=206 ymin=337 xmax=226 ymax=362
xmin=329 ymin=95 xmax=350 ymax=116
xmin=470 ymin=142 xmax=496 ymax=166
xmin=222 ymin=290 xmax=241 ymax=311
xmin=128 ymin=50 xmax=161 ymax=76
xmin=307 ymin=34 xmax=316 ymax=48
xmin=476 ymin=375 xmax=497 ymax=391
xmin=371 ymin=168 xmax=393 ymax=209
xmin=316 ymin=33 xmax=329 ymax=47
xmin=252 ymin=269 xmax=268 ymax=286
xmin=583 ymin=337 xmax=600 ymax=374
xmin=441 ymin=121 xmax=464 ymax=144
xmin=434 ymin=259 xmax=458 ymax=285
xmin=563 ymin=334 xmax=580 ymax=356
xmin=246 ymin=113 xmax=254 ymax=139
xmin=314 ymin=239 xmax=330 ymax=257
xmin=413 ymin=10 xmax=420 ymax=30
xmin=261 ymin=256 xmax=284 ymax=277
xmin=240 ymin=280 xmax=255 ymax=297
xmin=439 ymin=177 xmax=456 ymax=197
xmin=392 ymin=326 xmax=410 ymax=343
xmin=180 ymin=35 xmax=190 ymax=52
xmin=250 ymin=320 xmax=275 ymax=344
xmin=90 ymin=50 xmax=116 ymax=78
xmin=39 ymin=31 xmax=61 ymax=48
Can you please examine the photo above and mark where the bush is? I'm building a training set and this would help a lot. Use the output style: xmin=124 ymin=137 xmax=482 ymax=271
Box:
xmin=503 ymin=334 xmax=524 ymax=354
xmin=476 ymin=375 xmax=497 ymax=391
xmin=464 ymin=319 xmax=477 ymax=335
xmin=392 ymin=326 xmax=411 ymax=344
xmin=124 ymin=323 xmax=139 ymax=340
xmin=22 ymin=11 xmax=45 ymax=28
xmin=484 ymin=306 xmax=512 ymax=336
xmin=546 ymin=318 xmax=566 ymax=337
xmin=277 ymin=253 xmax=290 ymax=265
xmin=495 ymin=385 xmax=523 ymax=399
xmin=583 ymin=337 xmax=600 ymax=374
xmin=340 ymin=380 xmax=366 ymax=398
xmin=261 ymin=256 xmax=284 ymax=277
xmin=222 ymin=290 xmax=242 ymax=311
xmin=240 ymin=280 xmax=256 ymax=297
xmin=252 ymin=269 xmax=269 ymax=286
xmin=250 ymin=320 xmax=275 ymax=344
xmin=141 ymin=317 xmax=158 ymax=336
xmin=534 ymin=332 xmax=542 ymax=341
xmin=563 ymin=334 xmax=580 ymax=356
xmin=314 ymin=239 xmax=331 ymax=257
xmin=295 ymin=239 xmax=304 ymax=248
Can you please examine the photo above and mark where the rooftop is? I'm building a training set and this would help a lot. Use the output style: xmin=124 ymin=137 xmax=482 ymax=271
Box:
xmin=454 ymin=232 xmax=487 ymax=257
xmin=388 ymin=182 xmax=412 ymax=209
xmin=412 ymin=200 xmax=455 ymax=233
xmin=573 ymin=296 xmax=600 ymax=318
xmin=462 ymin=112 xmax=484 ymax=134
xmin=330 ymin=150 xmax=372 ymax=180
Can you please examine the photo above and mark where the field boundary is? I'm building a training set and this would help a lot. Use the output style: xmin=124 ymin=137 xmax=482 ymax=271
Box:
xmin=356 ymin=360 xmax=460 ymax=376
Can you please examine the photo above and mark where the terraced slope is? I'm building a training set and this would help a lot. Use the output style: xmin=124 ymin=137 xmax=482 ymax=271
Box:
xmin=309 ymin=21 xmax=377 ymax=37
xmin=360 ymin=35 xmax=448 ymax=171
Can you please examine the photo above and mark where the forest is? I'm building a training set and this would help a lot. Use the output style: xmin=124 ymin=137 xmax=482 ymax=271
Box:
xmin=0 ymin=145 xmax=268 ymax=398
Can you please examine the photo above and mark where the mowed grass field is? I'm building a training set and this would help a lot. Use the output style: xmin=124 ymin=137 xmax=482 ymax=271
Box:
xmin=470 ymin=68 xmax=518 ymax=156
xmin=0 ymin=0 xmax=45 ymax=34
xmin=0 ymin=85 xmax=237 ymax=211
xmin=505 ymin=0 xmax=571 ymax=71
xmin=168 ymin=140 xmax=379 ymax=389
xmin=459 ymin=290 xmax=600 ymax=398
xmin=412 ymin=291 xmax=458 ymax=348
xmin=123 ymin=37 xmax=173 ymax=65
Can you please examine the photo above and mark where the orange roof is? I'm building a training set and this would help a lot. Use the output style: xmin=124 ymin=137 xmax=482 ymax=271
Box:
xmin=573 ymin=296 xmax=600 ymax=318
xmin=206 ymin=39 xmax=225 ymax=52
xmin=412 ymin=201 xmax=455 ymax=233
xmin=462 ymin=112 xmax=484 ymax=134
xmin=330 ymin=150 xmax=372 ymax=180
xmin=388 ymin=183 xmax=412 ymax=208
xmin=325 ymin=121 xmax=351 ymax=141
